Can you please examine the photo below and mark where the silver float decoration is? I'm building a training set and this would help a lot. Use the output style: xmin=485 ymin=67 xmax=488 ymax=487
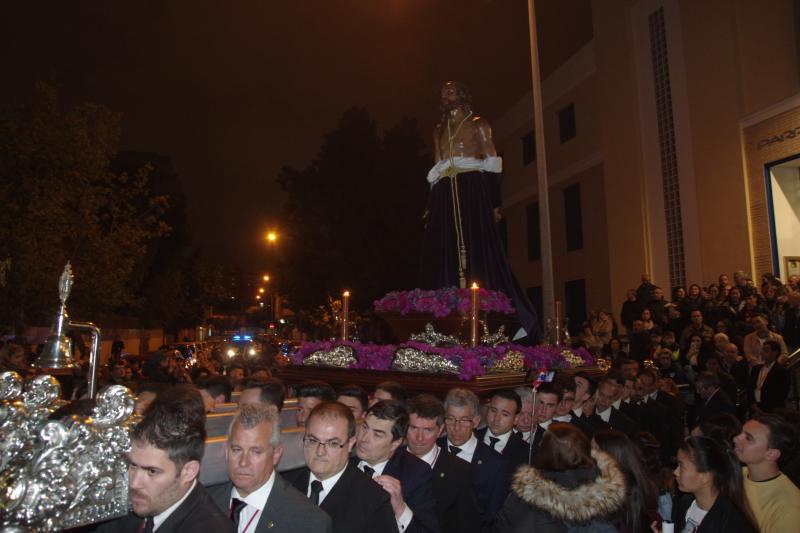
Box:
xmin=302 ymin=345 xmax=357 ymax=368
xmin=0 ymin=375 xmax=135 ymax=531
xmin=480 ymin=323 xmax=509 ymax=347
xmin=409 ymin=323 xmax=461 ymax=347
xmin=391 ymin=347 xmax=460 ymax=374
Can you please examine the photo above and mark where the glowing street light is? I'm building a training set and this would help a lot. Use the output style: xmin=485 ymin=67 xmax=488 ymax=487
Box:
xmin=265 ymin=231 xmax=278 ymax=243
xmin=262 ymin=275 xmax=270 ymax=282
xmin=259 ymin=288 xmax=265 ymax=294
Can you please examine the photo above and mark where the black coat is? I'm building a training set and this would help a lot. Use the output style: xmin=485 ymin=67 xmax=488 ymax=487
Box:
xmin=747 ymin=363 xmax=790 ymax=411
xmin=284 ymin=463 xmax=398 ymax=533
xmin=672 ymin=493 xmax=755 ymax=532
xmin=475 ymin=427 xmax=531 ymax=473
xmin=587 ymin=407 xmax=637 ymax=435
xmin=696 ymin=389 xmax=737 ymax=425
xmin=97 ymin=482 xmax=234 ymax=533
xmin=381 ymin=448 xmax=441 ymax=533
xmin=487 ymin=449 xmax=625 ymax=533
xmin=426 ymin=447 xmax=481 ymax=533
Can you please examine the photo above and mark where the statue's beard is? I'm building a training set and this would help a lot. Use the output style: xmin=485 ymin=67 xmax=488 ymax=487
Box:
xmin=441 ymin=99 xmax=463 ymax=112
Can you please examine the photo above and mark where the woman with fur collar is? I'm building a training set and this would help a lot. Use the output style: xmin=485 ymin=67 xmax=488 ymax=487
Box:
xmin=488 ymin=422 xmax=626 ymax=533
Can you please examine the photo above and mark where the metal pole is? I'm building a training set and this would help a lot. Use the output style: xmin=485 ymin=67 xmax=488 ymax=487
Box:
xmin=527 ymin=0 xmax=555 ymax=324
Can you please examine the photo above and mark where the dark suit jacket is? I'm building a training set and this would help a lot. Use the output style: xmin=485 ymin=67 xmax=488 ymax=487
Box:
xmin=619 ymin=399 xmax=643 ymax=427
xmin=587 ymin=407 xmax=637 ymax=435
xmin=207 ymin=473 xmax=332 ymax=533
xmin=437 ymin=437 xmax=509 ymax=525
xmin=696 ymin=389 xmax=736 ymax=425
xmin=748 ymin=363 xmax=791 ymax=412
xmin=672 ymin=493 xmax=755 ymax=532
xmin=425 ymin=448 xmax=480 ymax=533
xmin=97 ymin=482 xmax=234 ymax=533
xmin=284 ymin=463 xmax=398 ymax=533
xmin=474 ymin=427 xmax=530 ymax=473
xmin=375 ymin=449 xmax=441 ymax=533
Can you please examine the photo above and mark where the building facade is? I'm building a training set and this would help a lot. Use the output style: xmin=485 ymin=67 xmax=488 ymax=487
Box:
xmin=493 ymin=0 xmax=800 ymax=329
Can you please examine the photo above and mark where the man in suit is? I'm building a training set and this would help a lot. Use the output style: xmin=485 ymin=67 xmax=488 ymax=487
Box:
xmin=474 ymin=389 xmax=530 ymax=472
xmin=553 ymin=374 xmax=598 ymax=437
xmin=239 ymin=377 xmax=286 ymax=412
xmin=618 ymin=373 xmax=643 ymax=426
xmin=512 ymin=387 xmax=534 ymax=443
xmin=637 ymin=367 xmax=683 ymax=464
xmin=524 ymin=382 xmax=561 ymax=460
xmin=355 ymin=400 xmax=440 ymax=533
xmin=283 ymin=402 xmax=397 ymax=533
xmin=588 ymin=377 xmax=637 ymax=435
xmin=207 ymin=403 xmax=332 ymax=532
xmin=406 ymin=394 xmax=480 ymax=533
xmin=99 ymin=385 xmax=234 ymax=533
xmin=295 ymin=381 xmax=336 ymax=427
xmin=694 ymin=371 xmax=736 ymax=425
xmin=748 ymin=340 xmax=790 ymax=412
xmin=437 ymin=388 xmax=509 ymax=525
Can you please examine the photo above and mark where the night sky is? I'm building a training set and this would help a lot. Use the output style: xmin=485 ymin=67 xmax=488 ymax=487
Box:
xmin=2 ymin=1 xmax=591 ymax=264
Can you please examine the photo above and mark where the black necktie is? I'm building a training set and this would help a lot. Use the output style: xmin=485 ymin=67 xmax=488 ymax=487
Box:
xmin=229 ymin=497 xmax=247 ymax=526
xmin=449 ymin=445 xmax=462 ymax=455
xmin=488 ymin=436 xmax=500 ymax=450
xmin=141 ymin=516 xmax=154 ymax=533
xmin=310 ymin=480 xmax=324 ymax=506
xmin=362 ymin=465 xmax=375 ymax=478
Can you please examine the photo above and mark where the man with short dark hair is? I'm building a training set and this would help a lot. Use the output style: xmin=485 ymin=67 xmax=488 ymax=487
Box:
xmin=337 ymin=384 xmax=369 ymax=421
xmin=227 ymin=363 xmax=247 ymax=392
xmin=208 ymin=403 xmax=331 ymax=532
xmin=474 ymin=389 xmax=529 ymax=470
xmin=587 ymin=378 xmax=636 ymax=434
xmin=295 ymin=381 xmax=336 ymax=427
xmin=355 ymin=400 xmax=440 ymax=533
xmin=198 ymin=375 xmax=233 ymax=413
xmin=371 ymin=381 xmax=408 ymax=406
xmin=437 ymin=388 xmax=508 ymax=524
xmin=406 ymin=395 xmax=479 ymax=533
xmin=526 ymin=382 xmax=561 ymax=458
xmin=747 ymin=339 xmax=790 ymax=412
xmin=734 ymin=413 xmax=800 ymax=532
xmin=99 ymin=385 xmax=234 ymax=533
xmin=284 ymin=402 xmax=397 ymax=533
xmin=239 ymin=378 xmax=285 ymax=412
xmin=637 ymin=368 xmax=682 ymax=463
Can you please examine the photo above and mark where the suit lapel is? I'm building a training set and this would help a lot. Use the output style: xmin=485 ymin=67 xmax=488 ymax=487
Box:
xmin=319 ymin=464 xmax=356 ymax=516
xmin=157 ymin=483 xmax=200 ymax=532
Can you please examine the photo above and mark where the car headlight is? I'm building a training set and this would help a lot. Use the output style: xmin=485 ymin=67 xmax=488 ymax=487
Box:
xmin=227 ymin=349 xmax=236 ymax=357
xmin=248 ymin=348 xmax=256 ymax=356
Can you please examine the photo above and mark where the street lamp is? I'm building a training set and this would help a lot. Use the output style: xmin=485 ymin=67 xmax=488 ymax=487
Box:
xmin=262 ymin=274 xmax=270 ymax=282
xmin=265 ymin=231 xmax=278 ymax=243
xmin=258 ymin=287 xmax=265 ymax=294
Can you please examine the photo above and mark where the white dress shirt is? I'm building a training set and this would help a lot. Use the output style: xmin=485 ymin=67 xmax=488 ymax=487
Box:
xmin=307 ymin=466 xmax=347 ymax=505
xmin=447 ymin=434 xmax=478 ymax=463
xmin=230 ymin=471 xmax=275 ymax=533
xmin=482 ymin=428 xmax=512 ymax=453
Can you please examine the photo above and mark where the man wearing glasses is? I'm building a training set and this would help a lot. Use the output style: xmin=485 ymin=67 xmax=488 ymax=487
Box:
xmin=284 ymin=402 xmax=397 ymax=533
xmin=436 ymin=388 xmax=509 ymax=525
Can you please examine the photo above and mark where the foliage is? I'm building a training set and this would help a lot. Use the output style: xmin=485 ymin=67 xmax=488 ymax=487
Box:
xmin=0 ymin=83 xmax=169 ymax=329
xmin=275 ymin=107 xmax=430 ymax=317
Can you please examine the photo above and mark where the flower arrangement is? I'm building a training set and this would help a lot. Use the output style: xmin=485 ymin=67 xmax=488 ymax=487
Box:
xmin=293 ymin=340 xmax=593 ymax=381
xmin=373 ymin=287 xmax=515 ymax=318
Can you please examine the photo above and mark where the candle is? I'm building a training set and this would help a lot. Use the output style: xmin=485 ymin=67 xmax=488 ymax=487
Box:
xmin=342 ymin=290 xmax=350 ymax=340
xmin=554 ymin=300 xmax=563 ymax=346
xmin=470 ymin=283 xmax=479 ymax=347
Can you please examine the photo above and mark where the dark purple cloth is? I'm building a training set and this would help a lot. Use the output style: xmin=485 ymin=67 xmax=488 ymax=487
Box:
xmin=421 ymin=170 xmax=540 ymax=343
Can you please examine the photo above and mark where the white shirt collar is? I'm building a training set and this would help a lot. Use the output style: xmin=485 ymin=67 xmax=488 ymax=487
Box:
xmin=358 ymin=458 xmax=389 ymax=477
xmin=308 ymin=465 xmax=347 ymax=505
xmin=416 ymin=445 xmax=440 ymax=467
xmin=597 ymin=406 xmax=612 ymax=423
xmin=447 ymin=434 xmax=478 ymax=462
xmin=153 ymin=479 xmax=197 ymax=531
xmin=553 ymin=414 xmax=572 ymax=422
xmin=232 ymin=470 xmax=276 ymax=512
xmin=612 ymin=398 xmax=622 ymax=410
xmin=648 ymin=390 xmax=658 ymax=401
xmin=572 ymin=406 xmax=583 ymax=418
xmin=483 ymin=428 xmax=512 ymax=453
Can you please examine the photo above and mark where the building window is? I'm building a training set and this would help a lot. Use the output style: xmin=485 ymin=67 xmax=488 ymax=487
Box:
xmin=526 ymin=202 xmax=541 ymax=260
xmin=563 ymin=184 xmax=583 ymax=251
xmin=526 ymin=286 xmax=544 ymax=329
xmin=564 ymin=279 xmax=587 ymax=335
xmin=558 ymin=103 xmax=576 ymax=143
xmin=522 ymin=131 xmax=536 ymax=166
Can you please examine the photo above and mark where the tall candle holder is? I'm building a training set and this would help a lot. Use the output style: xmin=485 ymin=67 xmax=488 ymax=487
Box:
xmin=341 ymin=290 xmax=350 ymax=340
xmin=470 ymin=283 xmax=479 ymax=348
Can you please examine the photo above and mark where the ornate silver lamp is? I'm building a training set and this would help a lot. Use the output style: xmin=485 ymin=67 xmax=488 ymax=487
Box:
xmin=35 ymin=262 xmax=102 ymax=398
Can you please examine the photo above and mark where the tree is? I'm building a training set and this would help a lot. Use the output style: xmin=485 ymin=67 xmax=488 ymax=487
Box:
xmin=0 ymin=83 xmax=169 ymax=330
xmin=275 ymin=107 xmax=430 ymax=321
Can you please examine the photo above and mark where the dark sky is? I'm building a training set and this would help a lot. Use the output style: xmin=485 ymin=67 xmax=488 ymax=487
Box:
xmin=2 ymin=1 xmax=591 ymax=264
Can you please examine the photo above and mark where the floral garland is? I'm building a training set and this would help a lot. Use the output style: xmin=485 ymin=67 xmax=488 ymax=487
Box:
xmin=373 ymin=287 xmax=515 ymax=318
xmin=292 ymin=340 xmax=593 ymax=381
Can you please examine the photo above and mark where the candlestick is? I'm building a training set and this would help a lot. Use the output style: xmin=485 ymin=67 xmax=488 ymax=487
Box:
xmin=554 ymin=300 xmax=562 ymax=346
xmin=341 ymin=290 xmax=350 ymax=340
xmin=470 ymin=283 xmax=479 ymax=347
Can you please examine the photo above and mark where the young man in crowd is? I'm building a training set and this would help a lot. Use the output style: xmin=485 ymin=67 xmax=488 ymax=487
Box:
xmin=197 ymin=375 xmax=233 ymax=413
xmin=371 ymin=381 xmax=408 ymax=406
xmin=406 ymin=394 xmax=480 ymax=533
xmin=526 ymin=382 xmax=561 ymax=459
xmin=238 ymin=377 xmax=286 ymax=412
xmin=734 ymin=412 xmax=800 ymax=532
xmin=337 ymin=384 xmax=369 ymax=422
xmin=747 ymin=340 xmax=790 ymax=412
xmin=474 ymin=389 xmax=530 ymax=471
xmin=355 ymin=400 xmax=440 ymax=533
xmin=208 ymin=403 xmax=331 ymax=532
xmin=512 ymin=386 xmax=534 ymax=443
xmin=100 ymin=385 xmax=234 ymax=533
xmin=295 ymin=381 xmax=336 ymax=427
xmin=284 ymin=402 xmax=397 ymax=533
xmin=588 ymin=377 xmax=636 ymax=434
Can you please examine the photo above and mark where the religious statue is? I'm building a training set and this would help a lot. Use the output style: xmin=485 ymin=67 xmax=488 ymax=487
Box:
xmin=421 ymin=81 xmax=540 ymax=343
